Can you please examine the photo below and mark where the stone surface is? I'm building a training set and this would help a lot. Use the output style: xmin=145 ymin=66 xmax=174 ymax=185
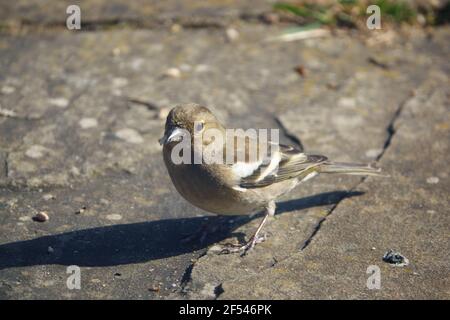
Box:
xmin=185 ymin=41 xmax=450 ymax=300
xmin=0 ymin=0 xmax=272 ymax=27
xmin=216 ymin=71 xmax=450 ymax=299
xmin=0 ymin=5 xmax=449 ymax=299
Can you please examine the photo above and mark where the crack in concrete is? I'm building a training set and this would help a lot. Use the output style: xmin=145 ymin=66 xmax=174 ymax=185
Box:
xmin=180 ymin=263 xmax=195 ymax=294
xmin=179 ymin=250 xmax=209 ymax=297
xmin=0 ymin=10 xmax=309 ymax=35
xmin=125 ymin=97 xmax=160 ymax=111
xmin=0 ymin=150 xmax=8 ymax=182
xmin=179 ymin=114 xmax=306 ymax=297
xmin=181 ymin=95 xmax=413 ymax=295
xmin=300 ymin=94 xmax=413 ymax=251
xmin=0 ymin=12 xmax=273 ymax=34
xmin=375 ymin=95 xmax=412 ymax=162
xmin=275 ymin=116 xmax=304 ymax=151
xmin=300 ymin=193 xmax=348 ymax=250
xmin=4 ymin=152 xmax=8 ymax=178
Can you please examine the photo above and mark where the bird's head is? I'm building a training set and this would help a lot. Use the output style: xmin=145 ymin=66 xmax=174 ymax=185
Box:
xmin=159 ymin=103 xmax=224 ymax=146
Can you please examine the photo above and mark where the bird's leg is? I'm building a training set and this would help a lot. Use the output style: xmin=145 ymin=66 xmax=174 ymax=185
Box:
xmin=220 ymin=201 xmax=275 ymax=255
xmin=267 ymin=200 xmax=276 ymax=217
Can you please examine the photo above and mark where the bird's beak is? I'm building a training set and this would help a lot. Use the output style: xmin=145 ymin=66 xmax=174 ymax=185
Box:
xmin=159 ymin=127 xmax=185 ymax=146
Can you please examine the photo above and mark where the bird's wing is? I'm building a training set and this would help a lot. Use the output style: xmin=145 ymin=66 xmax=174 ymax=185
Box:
xmin=235 ymin=144 xmax=327 ymax=188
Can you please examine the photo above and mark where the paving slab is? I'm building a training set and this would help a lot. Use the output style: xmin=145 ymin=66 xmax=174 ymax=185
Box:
xmin=183 ymin=28 xmax=450 ymax=299
xmin=0 ymin=22 xmax=449 ymax=299
xmin=216 ymin=70 xmax=450 ymax=299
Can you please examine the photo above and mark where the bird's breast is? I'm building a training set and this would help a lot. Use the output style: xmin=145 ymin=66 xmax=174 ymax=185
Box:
xmin=162 ymin=147 xmax=264 ymax=215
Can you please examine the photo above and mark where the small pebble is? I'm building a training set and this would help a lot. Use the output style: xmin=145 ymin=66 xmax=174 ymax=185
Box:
xmin=226 ymin=28 xmax=239 ymax=42
xmin=148 ymin=286 xmax=160 ymax=292
xmin=1 ymin=85 xmax=15 ymax=94
xmin=25 ymin=145 xmax=47 ymax=159
xmin=294 ymin=65 xmax=306 ymax=77
xmin=106 ymin=214 xmax=122 ymax=221
xmin=195 ymin=64 xmax=211 ymax=73
xmin=70 ymin=166 xmax=81 ymax=176
xmin=33 ymin=211 xmax=49 ymax=222
xmin=338 ymin=97 xmax=356 ymax=108
xmin=115 ymin=128 xmax=144 ymax=144
xmin=75 ymin=206 xmax=86 ymax=215
xmin=49 ymin=97 xmax=69 ymax=108
xmin=426 ymin=176 xmax=439 ymax=184
xmin=163 ymin=68 xmax=181 ymax=78
xmin=416 ymin=14 xmax=426 ymax=26
xmin=79 ymin=118 xmax=98 ymax=129
xmin=112 ymin=77 xmax=128 ymax=87
xmin=171 ymin=24 xmax=182 ymax=33
xmin=382 ymin=249 xmax=409 ymax=267
xmin=0 ymin=107 xmax=18 ymax=118
xmin=43 ymin=194 xmax=55 ymax=201
xmin=112 ymin=47 xmax=121 ymax=56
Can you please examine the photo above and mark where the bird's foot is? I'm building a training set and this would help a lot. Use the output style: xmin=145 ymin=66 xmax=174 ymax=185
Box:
xmin=218 ymin=234 xmax=267 ymax=256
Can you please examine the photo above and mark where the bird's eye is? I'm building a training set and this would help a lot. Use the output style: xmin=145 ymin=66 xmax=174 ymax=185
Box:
xmin=194 ymin=121 xmax=204 ymax=133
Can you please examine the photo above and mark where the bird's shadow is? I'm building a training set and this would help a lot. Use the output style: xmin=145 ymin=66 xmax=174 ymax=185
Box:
xmin=0 ymin=191 xmax=363 ymax=270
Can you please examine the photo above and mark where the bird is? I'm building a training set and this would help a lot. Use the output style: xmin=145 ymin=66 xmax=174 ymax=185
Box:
xmin=159 ymin=103 xmax=383 ymax=254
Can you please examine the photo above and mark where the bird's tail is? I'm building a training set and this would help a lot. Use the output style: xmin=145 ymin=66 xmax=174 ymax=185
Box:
xmin=318 ymin=162 xmax=387 ymax=177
